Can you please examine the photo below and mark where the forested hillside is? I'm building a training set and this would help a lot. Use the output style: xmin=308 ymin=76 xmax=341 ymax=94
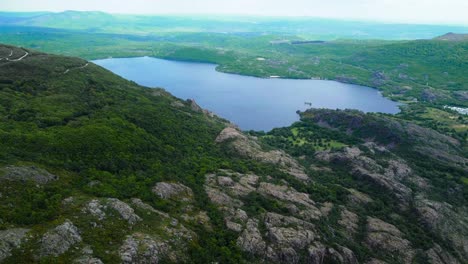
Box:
xmin=0 ymin=45 xmax=466 ymax=263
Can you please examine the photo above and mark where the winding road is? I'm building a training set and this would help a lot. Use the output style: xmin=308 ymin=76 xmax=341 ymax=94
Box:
xmin=0 ymin=49 xmax=29 ymax=62
xmin=8 ymin=51 xmax=29 ymax=62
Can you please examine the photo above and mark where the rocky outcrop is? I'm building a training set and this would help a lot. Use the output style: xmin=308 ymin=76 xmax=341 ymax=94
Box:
xmin=187 ymin=99 xmax=203 ymax=112
xmin=338 ymin=209 xmax=359 ymax=236
xmin=304 ymin=109 xmax=466 ymax=166
xmin=0 ymin=165 xmax=58 ymax=184
xmin=170 ymin=100 xmax=185 ymax=108
xmin=307 ymin=243 xmax=327 ymax=264
xmin=316 ymin=147 xmax=414 ymax=207
xmin=83 ymin=198 xmax=141 ymax=225
xmin=215 ymin=127 xmax=309 ymax=181
xmin=39 ymin=220 xmax=82 ymax=257
xmin=119 ymin=233 xmax=169 ymax=264
xmin=425 ymin=244 xmax=460 ymax=264
xmin=265 ymin=213 xmax=316 ymax=258
xmin=0 ymin=228 xmax=29 ymax=262
xmin=307 ymin=242 xmax=358 ymax=264
xmin=258 ymin=183 xmax=320 ymax=219
xmin=131 ymin=198 xmax=170 ymax=218
xmin=237 ymin=219 xmax=267 ymax=257
xmin=205 ymin=170 xmax=329 ymax=263
xmin=152 ymin=182 xmax=193 ymax=201
xmin=415 ymin=196 xmax=468 ymax=261
xmin=347 ymin=188 xmax=373 ymax=205
xmin=186 ymin=99 xmax=217 ymax=117
xmin=83 ymin=199 xmax=106 ymax=220
xmin=107 ymin=198 xmax=142 ymax=225
xmin=205 ymin=185 xmax=243 ymax=208
xmin=365 ymin=217 xmax=415 ymax=263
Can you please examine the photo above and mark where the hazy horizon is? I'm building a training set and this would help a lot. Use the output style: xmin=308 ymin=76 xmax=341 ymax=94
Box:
xmin=1 ymin=0 xmax=468 ymax=26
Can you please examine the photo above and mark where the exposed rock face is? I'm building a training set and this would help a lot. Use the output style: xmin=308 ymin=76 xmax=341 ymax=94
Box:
xmin=152 ymin=182 xmax=193 ymax=201
xmin=304 ymin=109 xmax=466 ymax=166
xmin=258 ymin=183 xmax=320 ymax=217
xmin=83 ymin=199 xmax=106 ymax=220
xmin=237 ymin=219 xmax=266 ymax=257
xmin=0 ymin=166 xmax=58 ymax=184
xmin=107 ymin=198 xmax=142 ymax=225
xmin=205 ymin=185 xmax=243 ymax=208
xmin=338 ymin=209 xmax=359 ymax=236
xmin=307 ymin=243 xmax=327 ymax=264
xmin=39 ymin=220 xmax=82 ymax=257
xmin=347 ymin=188 xmax=373 ymax=205
xmin=316 ymin=147 xmax=413 ymax=207
xmin=170 ymin=100 xmax=185 ymax=108
xmin=365 ymin=217 xmax=415 ymax=263
xmin=425 ymin=244 xmax=460 ymax=264
xmin=205 ymin=170 xmax=322 ymax=226
xmin=83 ymin=198 xmax=141 ymax=225
xmin=187 ymin=99 xmax=203 ymax=112
xmin=415 ymin=196 xmax=468 ymax=261
xmin=0 ymin=228 xmax=29 ymax=262
xmin=215 ymin=127 xmax=245 ymax=143
xmin=265 ymin=213 xmax=317 ymax=262
xmin=205 ymin=170 xmax=331 ymax=263
xmin=307 ymin=242 xmax=358 ymax=264
xmin=215 ymin=127 xmax=309 ymax=181
xmin=218 ymin=176 xmax=237 ymax=188
xmin=131 ymin=198 xmax=170 ymax=218
xmin=119 ymin=233 xmax=168 ymax=264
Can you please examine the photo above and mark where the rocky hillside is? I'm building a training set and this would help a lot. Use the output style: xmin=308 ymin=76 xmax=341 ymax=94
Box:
xmin=0 ymin=44 xmax=467 ymax=263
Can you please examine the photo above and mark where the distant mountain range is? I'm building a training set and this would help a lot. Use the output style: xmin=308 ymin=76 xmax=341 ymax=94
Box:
xmin=1 ymin=11 xmax=468 ymax=39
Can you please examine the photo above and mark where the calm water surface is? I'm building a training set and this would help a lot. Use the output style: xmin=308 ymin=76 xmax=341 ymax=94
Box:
xmin=94 ymin=57 xmax=400 ymax=131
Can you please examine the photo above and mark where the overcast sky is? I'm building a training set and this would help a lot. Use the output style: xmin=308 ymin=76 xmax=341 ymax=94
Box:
xmin=2 ymin=0 xmax=467 ymax=25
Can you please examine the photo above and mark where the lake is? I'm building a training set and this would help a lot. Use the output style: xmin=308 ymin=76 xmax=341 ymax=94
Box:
xmin=94 ymin=57 xmax=401 ymax=131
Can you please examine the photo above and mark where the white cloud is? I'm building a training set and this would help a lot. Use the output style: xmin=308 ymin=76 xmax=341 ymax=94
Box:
xmin=1 ymin=0 xmax=467 ymax=25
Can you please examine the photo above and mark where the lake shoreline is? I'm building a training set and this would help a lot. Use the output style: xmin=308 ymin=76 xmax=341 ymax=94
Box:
xmin=91 ymin=55 xmax=403 ymax=104
xmin=94 ymin=56 xmax=402 ymax=131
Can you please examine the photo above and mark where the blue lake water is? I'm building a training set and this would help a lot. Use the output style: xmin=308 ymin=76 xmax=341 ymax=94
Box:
xmin=94 ymin=57 xmax=401 ymax=131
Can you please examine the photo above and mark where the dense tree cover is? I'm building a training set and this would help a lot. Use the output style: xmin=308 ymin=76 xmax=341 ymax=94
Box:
xmin=0 ymin=46 xmax=252 ymax=262
xmin=0 ymin=31 xmax=467 ymax=261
